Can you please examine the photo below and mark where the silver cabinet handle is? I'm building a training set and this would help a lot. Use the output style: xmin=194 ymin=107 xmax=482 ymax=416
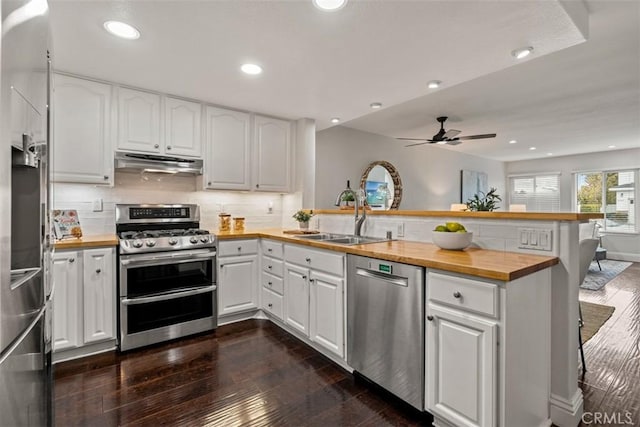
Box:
xmin=166 ymin=146 xmax=172 ymax=150
xmin=69 ymin=258 xmax=75 ymax=263
xmin=305 ymin=257 xmax=311 ymax=262
xmin=309 ymin=279 xmax=315 ymax=283
xmin=453 ymin=291 xmax=462 ymax=299
xmin=267 ymin=248 xmax=272 ymax=252
xmin=302 ymin=275 xmax=307 ymax=279
xmin=268 ymin=303 xmax=273 ymax=308
xmin=96 ymin=269 xmax=101 ymax=274
xmin=154 ymin=144 xmax=159 ymax=148
xmin=427 ymin=315 xmax=434 ymax=321
xmin=103 ymin=175 xmax=109 ymax=180
xmin=268 ymin=265 xmax=272 ymax=269
xmin=267 ymin=281 xmax=272 ymax=286
xmin=237 ymin=247 xmax=242 ymax=251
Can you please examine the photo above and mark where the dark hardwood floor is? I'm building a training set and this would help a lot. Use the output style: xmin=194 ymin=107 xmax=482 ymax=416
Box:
xmin=55 ymin=262 xmax=640 ymax=427
xmin=579 ymin=262 xmax=640 ymax=426
xmin=54 ymin=321 xmax=431 ymax=426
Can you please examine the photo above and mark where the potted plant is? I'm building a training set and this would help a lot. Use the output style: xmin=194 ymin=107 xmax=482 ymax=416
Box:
xmin=292 ymin=209 xmax=314 ymax=229
xmin=341 ymin=192 xmax=355 ymax=208
xmin=466 ymin=187 xmax=502 ymax=212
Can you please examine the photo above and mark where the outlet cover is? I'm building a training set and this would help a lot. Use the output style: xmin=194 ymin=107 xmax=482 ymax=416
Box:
xmin=92 ymin=198 xmax=103 ymax=212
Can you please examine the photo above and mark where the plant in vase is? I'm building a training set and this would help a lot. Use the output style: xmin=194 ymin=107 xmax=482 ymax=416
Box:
xmin=466 ymin=187 xmax=502 ymax=211
xmin=341 ymin=192 xmax=355 ymax=208
xmin=292 ymin=210 xmax=314 ymax=229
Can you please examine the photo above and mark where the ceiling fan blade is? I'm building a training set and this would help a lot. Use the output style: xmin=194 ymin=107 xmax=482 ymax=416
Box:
xmin=443 ymin=129 xmax=461 ymax=139
xmin=446 ymin=140 xmax=463 ymax=146
xmin=458 ymin=133 xmax=497 ymax=140
xmin=396 ymin=137 xmax=430 ymax=141
xmin=405 ymin=141 xmax=431 ymax=147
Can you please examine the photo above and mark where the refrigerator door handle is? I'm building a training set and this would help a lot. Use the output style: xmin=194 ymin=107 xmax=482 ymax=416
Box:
xmin=0 ymin=305 xmax=46 ymax=366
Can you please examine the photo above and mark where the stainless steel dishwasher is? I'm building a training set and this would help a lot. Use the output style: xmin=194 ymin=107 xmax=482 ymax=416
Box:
xmin=347 ymin=254 xmax=425 ymax=410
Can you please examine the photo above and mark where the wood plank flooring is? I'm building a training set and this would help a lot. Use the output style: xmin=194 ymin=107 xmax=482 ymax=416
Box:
xmin=54 ymin=321 xmax=431 ymax=426
xmin=55 ymin=262 xmax=640 ymax=426
xmin=579 ymin=262 xmax=640 ymax=426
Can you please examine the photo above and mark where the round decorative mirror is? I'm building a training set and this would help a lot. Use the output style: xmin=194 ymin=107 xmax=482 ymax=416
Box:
xmin=359 ymin=161 xmax=402 ymax=210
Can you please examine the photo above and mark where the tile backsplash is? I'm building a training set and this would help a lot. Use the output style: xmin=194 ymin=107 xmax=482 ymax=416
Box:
xmin=53 ymin=171 xmax=284 ymax=235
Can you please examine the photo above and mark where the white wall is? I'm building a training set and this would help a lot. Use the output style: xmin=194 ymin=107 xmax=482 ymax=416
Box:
xmin=506 ymin=147 xmax=640 ymax=261
xmin=315 ymin=126 xmax=506 ymax=210
xmin=53 ymin=172 xmax=283 ymax=235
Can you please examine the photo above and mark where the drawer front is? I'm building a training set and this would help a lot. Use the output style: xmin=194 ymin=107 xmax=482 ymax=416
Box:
xmin=262 ymin=257 xmax=284 ymax=278
xmin=262 ymin=271 xmax=284 ymax=295
xmin=219 ymin=239 xmax=258 ymax=257
xmin=262 ymin=240 xmax=283 ymax=259
xmin=262 ymin=287 xmax=284 ymax=321
xmin=285 ymin=244 xmax=344 ymax=277
xmin=428 ymin=272 xmax=499 ymax=318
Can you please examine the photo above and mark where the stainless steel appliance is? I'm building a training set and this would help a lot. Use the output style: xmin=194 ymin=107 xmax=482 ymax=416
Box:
xmin=1 ymin=0 xmax=53 ymax=423
xmin=116 ymin=204 xmax=217 ymax=351
xmin=347 ymin=255 xmax=425 ymax=410
xmin=114 ymin=151 xmax=203 ymax=175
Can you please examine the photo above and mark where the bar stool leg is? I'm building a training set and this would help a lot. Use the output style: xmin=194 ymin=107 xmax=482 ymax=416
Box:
xmin=579 ymin=304 xmax=587 ymax=377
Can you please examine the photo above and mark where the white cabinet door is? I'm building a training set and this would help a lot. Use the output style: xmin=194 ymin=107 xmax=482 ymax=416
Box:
xmin=165 ymin=97 xmax=202 ymax=158
xmin=426 ymin=304 xmax=497 ymax=427
xmin=218 ymin=254 xmax=258 ymax=316
xmin=253 ymin=115 xmax=291 ymax=192
xmin=53 ymin=74 xmax=113 ymax=185
xmin=52 ymin=251 xmax=81 ymax=351
xmin=204 ymin=106 xmax=251 ymax=190
xmin=284 ymin=263 xmax=309 ymax=335
xmin=117 ymin=87 xmax=161 ymax=154
xmin=309 ymin=270 xmax=344 ymax=357
xmin=82 ymin=248 xmax=115 ymax=344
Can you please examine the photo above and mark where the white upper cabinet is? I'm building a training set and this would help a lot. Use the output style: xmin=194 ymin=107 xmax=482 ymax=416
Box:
xmin=53 ymin=74 xmax=114 ymax=185
xmin=253 ymin=115 xmax=291 ymax=192
xmin=165 ymin=97 xmax=202 ymax=158
xmin=204 ymin=106 xmax=251 ymax=190
xmin=117 ymin=87 xmax=161 ymax=154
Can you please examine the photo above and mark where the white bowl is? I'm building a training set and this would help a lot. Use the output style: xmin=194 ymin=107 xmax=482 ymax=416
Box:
xmin=432 ymin=231 xmax=473 ymax=250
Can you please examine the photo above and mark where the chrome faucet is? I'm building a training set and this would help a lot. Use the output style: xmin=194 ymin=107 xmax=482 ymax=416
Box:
xmin=334 ymin=181 xmax=366 ymax=236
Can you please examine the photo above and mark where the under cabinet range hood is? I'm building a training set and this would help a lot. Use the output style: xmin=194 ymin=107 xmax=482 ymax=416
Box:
xmin=115 ymin=151 xmax=203 ymax=175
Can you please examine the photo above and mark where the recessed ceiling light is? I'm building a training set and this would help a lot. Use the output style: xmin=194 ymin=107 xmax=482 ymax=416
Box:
xmin=312 ymin=0 xmax=347 ymax=11
xmin=529 ymin=147 xmax=537 ymax=150
xmin=370 ymin=102 xmax=382 ymax=109
xmin=509 ymin=140 xmax=517 ymax=144
xmin=427 ymin=80 xmax=441 ymax=89
xmin=330 ymin=117 xmax=340 ymax=124
xmin=103 ymin=21 xmax=140 ymax=40
xmin=547 ymin=152 xmax=553 ymax=156
xmin=240 ymin=63 xmax=262 ymax=75
xmin=608 ymin=145 xmax=616 ymax=149
xmin=511 ymin=46 xmax=533 ymax=60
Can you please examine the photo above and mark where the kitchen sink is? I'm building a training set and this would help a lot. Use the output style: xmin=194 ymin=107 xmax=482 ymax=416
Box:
xmin=295 ymin=233 xmax=390 ymax=245
xmin=295 ymin=233 xmax=347 ymax=240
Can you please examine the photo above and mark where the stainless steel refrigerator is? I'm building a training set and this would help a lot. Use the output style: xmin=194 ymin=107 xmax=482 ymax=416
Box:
xmin=0 ymin=0 xmax=53 ymax=425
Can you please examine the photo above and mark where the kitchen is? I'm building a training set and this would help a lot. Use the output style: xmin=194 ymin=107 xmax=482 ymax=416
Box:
xmin=1 ymin=0 xmax=639 ymax=426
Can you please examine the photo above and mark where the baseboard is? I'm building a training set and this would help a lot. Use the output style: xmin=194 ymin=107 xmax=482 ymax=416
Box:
xmin=606 ymin=252 xmax=640 ymax=262
xmin=550 ymin=390 xmax=584 ymax=427
xmin=217 ymin=309 xmax=260 ymax=326
xmin=53 ymin=340 xmax=116 ymax=364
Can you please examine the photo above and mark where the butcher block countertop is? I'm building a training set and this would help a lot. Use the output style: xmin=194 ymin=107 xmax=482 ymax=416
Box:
xmin=54 ymin=234 xmax=119 ymax=250
xmin=312 ymin=209 xmax=603 ymax=221
xmin=217 ymin=229 xmax=558 ymax=282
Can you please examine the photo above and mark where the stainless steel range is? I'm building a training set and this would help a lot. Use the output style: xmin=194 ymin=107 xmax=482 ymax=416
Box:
xmin=116 ymin=204 xmax=217 ymax=351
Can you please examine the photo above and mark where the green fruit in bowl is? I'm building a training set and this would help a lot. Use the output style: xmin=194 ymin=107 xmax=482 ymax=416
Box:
xmin=434 ymin=225 xmax=448 ymax=232
xmin=445 ymin=222 xmax=465 ymax=232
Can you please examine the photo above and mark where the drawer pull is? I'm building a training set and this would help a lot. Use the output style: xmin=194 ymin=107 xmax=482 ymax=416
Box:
xmin=453 ymin=291 xmax=462 ymax=299
xmin=69 ymin=258 xmax=75 ymax=263
xmin=268 ymin=265 xmax=272 ymax=269
xmin=154 ymin=144 xmax=159 ymax=148
xmin=268 ymin=248 xmax=273 ymax=252
xmin=268 ymin=303 xmax=273 ymax=308
xmin=305 ymin=257 xmax=311 ymax=263
xmin=268 ymin=281 xmax=272 ymax=286
xmin=427 ymin=315 xmax=434 ymax=321
xmin=237 ymin=247 xmax=242 ymax=251
xmin=309 ymin=279 xmax=315 ymax=283
xmin=96 ymin=269 xmax=101 ymax=274
xmin=302 ymin=275 xmax=307 ymax=279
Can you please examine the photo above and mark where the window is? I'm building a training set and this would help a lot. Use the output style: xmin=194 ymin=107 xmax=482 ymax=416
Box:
xmin=576 ymin=170 xmax=637 ymax=233
xmin=509 ymin=174 xmax=560 ymax=212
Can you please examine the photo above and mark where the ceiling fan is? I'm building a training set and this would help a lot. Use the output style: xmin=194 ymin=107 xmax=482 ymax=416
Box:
xmin=397 ymin=116 xmax=497 ymax=147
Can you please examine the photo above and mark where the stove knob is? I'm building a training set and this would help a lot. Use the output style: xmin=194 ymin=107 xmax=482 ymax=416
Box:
xmin=132 ymin=239 xmax=143 ymax=248
xmin=168 ymin=238 xmax=178 ymax=246
xmin=190 ymin=236 xmax=199 ymax=244
xmin=146 ymin=239 xmax=156 ymax=247
xmin=200 ymin=236 xmax=209 ymax=243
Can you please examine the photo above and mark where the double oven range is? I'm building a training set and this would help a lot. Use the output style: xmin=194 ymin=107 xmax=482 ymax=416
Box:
xmin=116 ymin=204 xmax=217 ymax=351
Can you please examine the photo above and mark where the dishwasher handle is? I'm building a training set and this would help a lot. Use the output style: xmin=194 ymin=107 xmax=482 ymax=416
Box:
xmin=355 ymin=267 xmax=408 ymax=287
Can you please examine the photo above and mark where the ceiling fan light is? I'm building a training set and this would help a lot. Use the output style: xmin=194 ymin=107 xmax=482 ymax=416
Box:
xmin=512 ymin=46 xmax=533 ymax=59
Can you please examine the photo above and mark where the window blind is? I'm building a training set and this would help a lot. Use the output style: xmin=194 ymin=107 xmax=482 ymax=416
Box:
xmin=509 ymin=174 xmax=560 ymax=212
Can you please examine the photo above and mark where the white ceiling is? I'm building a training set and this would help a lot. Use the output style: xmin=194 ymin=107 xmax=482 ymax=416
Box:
xmin=48 ymin=0 xmax=638 ymax=162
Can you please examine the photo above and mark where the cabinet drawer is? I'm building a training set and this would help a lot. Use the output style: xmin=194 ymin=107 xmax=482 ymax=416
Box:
xmin=262 ymin=271 xmax=284 ymax=295
xmin=219 ymin=239 xmax=258 ymax=257
xmin=285 ymin=245 xmax=344 ymax=277
xmin=261 ymin=240 xmax=283 ymax=259
xmin=262 ymin=257 xmax=283 ymax=277
xmin=428 ymin=272 xmax=499 ymax=318
xmin=262 ymin=287 xmax=284 ymax=321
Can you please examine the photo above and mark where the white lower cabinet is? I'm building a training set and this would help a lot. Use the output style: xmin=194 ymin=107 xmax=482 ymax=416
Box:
xmin=283 ymin=244 xmax=345 ymax=358
xmin=52 ymin=247 xmax=116 ymax=354
xmin=218 ymin=240 xmax=258 ymax=317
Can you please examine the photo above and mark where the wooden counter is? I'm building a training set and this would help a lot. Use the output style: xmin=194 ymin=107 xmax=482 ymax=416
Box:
xmin=54 ymin=234 xmax=119 ymax=250
xmin=313 ymin=209 xmax=603 ymax=221
xmin=216 ymin=229 xmax=558 ymax=282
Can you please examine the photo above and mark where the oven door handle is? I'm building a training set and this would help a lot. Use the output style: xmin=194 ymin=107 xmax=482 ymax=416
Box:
xmin=121 ymin=285 xmax=217 ymax=305
xmin=120 ymin=249 xmax=216 ymax=267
